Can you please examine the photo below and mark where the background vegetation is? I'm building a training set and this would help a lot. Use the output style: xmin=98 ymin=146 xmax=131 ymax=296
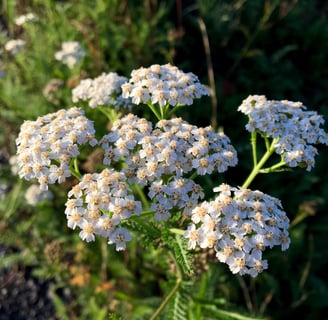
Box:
xmin=0 ymin=0 xmax=327 ymax=319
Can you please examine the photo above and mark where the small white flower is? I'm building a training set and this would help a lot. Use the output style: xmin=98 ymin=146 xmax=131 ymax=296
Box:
xmin=108 ymin=227 xmax=132 ymax=251
xmin=5 ymin=39 xmax=25 ymax=55
xmin=184 ymin=224 xmax=199 ymax=249
xmin=25 ymin=184 xmax=53 ymax=205
xmin=55 ymin=41 xmax=85 ymax=68
xmin=15 ymin=13 xmax=37 ymax=26
xmin=151 ymin=202 xmax=172 ymax=221
xmin=79 ymin=219 xmax=96 ymax=242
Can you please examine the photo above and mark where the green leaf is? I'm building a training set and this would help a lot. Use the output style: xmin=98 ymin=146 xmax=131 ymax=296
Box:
xmin=172 ymin=235 xmax=194 ymax=276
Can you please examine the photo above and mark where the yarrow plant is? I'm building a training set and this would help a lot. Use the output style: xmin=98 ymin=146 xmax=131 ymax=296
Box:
xmin=55 ymin=41 xmax=86 ymax=69
xmin=238 ymin=95 xmax=327 ymax=172
xmin=5 ymin=39 xmax=26 ymax=55
xmin=16 ymin=107 xmax=97 ymax=190
xmin=14 ymin=13 xmax=38 ymax=26
xmin=72 ymin=72 xmax=133 ymax=121
xmin=121 ymin=63 xmax=210 ymax=119
xmin=15 ymin=63 xmax=328 ymax=316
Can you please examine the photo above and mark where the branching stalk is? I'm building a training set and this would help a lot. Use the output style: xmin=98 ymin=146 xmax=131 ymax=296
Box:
xmin=242 ymin=138 xmax=278 ymax=188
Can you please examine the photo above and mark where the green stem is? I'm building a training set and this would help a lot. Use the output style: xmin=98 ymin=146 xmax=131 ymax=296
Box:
xmin=170 ymin=228 xmax=185 ymax=236
xmin=167 ymin=104 xmax=184 ymax=118
xmin=242 ymin=139 xmax=278 ymax=188
xmin=260 ymin=160 xmax=287 ymax=173
xmin=150 ymin=250 xmax=182 ymax=320
xmin=188 ymin=171 xmax=199 ymax=180
xmin=132 ymin=184 xmax=149 ymax=210
xmin=150 ymin=278 xmax=182 ymax=320
xmin=99 ymin=106 xmax=121 ymax=123
xmin=147 ymin=102 xmax=162 ymax=120
xmin=251 ymin=131 xmax=258 ymax=166
xmin=70 ymin=157 xmax=82 ymax=179
xmin=264 ymin=136 xmax=271 ymax=151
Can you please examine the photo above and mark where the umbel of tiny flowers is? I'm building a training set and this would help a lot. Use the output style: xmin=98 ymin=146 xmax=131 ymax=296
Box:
xmin=121 ymin=63 xmax=210 ymax=120
xmin=100 ymin=114 xmax=238 ymax=183
xmin=72 ymin=72 xmax=133 ymax=122
xmin=184 ymin=183 xmax=290 ymax=277
xmin=65 ymin=168 xmax=141 ymax=250
xmin=99 ymin=113 xmax=237 ymax=221
xmin=238 ymin=95 xmax=328 ymax=188
xmin=16 ymin=107 xmax=97 ymax=190
xmin=55 ymin=41 xmax=86 ymax=69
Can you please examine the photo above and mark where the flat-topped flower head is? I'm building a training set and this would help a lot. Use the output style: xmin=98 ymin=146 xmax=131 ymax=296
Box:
xmin=184 ymin=183 xmax=290 ymax=277
xmin=121 ymin=63 xmax=210 ymax=107
xmin=238 ymin=95 xmax=328 ymax=171
xmin=65 ymin=168 xmax=141 ymax=250
xmin=55 ymin=41 xmax=85 ymax=69
xmin=72 ymin=72 xmax=132 ymax=110
xmin=100 ymin=114 xmax=237 ymax=185
xmin=16 ymin=107 xmax=97 ymax=190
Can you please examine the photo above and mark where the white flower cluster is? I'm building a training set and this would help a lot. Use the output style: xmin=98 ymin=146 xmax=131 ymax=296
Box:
xmin=100 ymin=114 xmax=238 ymax=185
xmin=121 ymin=63 xmax=210 ymax=107
xmin=65 ymin=169 xmax=142 ymax=250
xmin=184 ymin=183 xmax=290 ymax=277
xmin=25 ymin=184 xmax=54 ymax=206
xmin=14 ymin=13 xmax=37 ymax=26
xmin=148 ymin=177 xmax=205 ymax=221
xmin=99 ymin=114 xmax=237 ymax=223
xmin=55 ymin=41 xmax=86 ymax=69
xmin=72 ymin=72 xmax=132 ymax=110
xmin=238 ymin=95 xmax=328 ymax=171
xmin=5 ymin=39 xmax=26 ymax=55
xmin=16 ymin=107 xmax=97 ymax=190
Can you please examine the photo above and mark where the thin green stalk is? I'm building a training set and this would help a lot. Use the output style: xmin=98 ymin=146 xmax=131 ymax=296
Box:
xmin=150 ymin=277 xmax=182 ymax=320
xmin=260 ymin=160 xmax=287 ymax=173
xmin=188 ymin=171 xmax=199 ymax=181
xmin=242 ymin=139 xmax=277 ymax=188
xmin=70 ymin=157 xmax=82 ymax=179
xmin=147 ymin=102 xmax=162 ymax=120
xmin=150 ymin=250 xmax=183 ymax=320
xmin=251 ymin=131 xmax=258 ymax=166
xmin=160 ymin=104 xmax=165 ymax=119
xmin=132 ymin=184 xmax=149 ymax=210
xmin=167 ymin=104 xmax=184 ymax=118
xmin=170 ymin=228 xmax=185 ymax=236
xmin=264 ymin=136 xmax=271 ymax=151
xmin=99 ymin=106 xmax=121 ymax=123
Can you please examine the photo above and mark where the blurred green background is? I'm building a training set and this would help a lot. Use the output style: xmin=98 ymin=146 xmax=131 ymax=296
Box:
xmin=0 ymin=0 xmax=327 ymax=319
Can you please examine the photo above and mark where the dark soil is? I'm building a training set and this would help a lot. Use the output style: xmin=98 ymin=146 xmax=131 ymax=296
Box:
xmin=0 ymin=245 xmax=58 ymax=320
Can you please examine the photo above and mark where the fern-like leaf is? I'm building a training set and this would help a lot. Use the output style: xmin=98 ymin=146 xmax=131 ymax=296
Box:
xmin=166 ymin=280 xmax=194 ymax=320
xmin=172 ymin=234 xmax=194 ymax=276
